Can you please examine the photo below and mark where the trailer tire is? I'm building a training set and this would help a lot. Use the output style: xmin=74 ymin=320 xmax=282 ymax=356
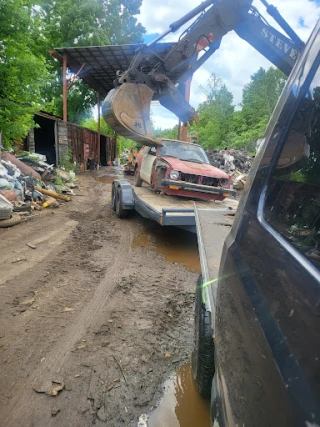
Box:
xmin=192 ymin=275 xmax=215 ymax=398
xmin=111 ymin=183 xmax=117 ymax=211
xmin=0 ymin=213 xmax=22 ymax=228
xmin=115 ymin=187 xmax=129 ymax=218
xmin=134 ymin=168 xmax=142 ymax=187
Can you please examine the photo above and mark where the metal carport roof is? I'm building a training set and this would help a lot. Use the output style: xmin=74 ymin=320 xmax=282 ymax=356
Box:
xmin=54 ymin=43 xmax=176 ymax=98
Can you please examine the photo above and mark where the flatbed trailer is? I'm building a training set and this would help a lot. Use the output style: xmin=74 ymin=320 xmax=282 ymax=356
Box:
xmin=194 ymin=206 xmax=236 ymax=327
xmin=112 ymin=180 xmax=238 ymax=233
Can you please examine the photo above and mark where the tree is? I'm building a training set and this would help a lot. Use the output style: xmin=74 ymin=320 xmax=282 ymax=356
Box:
xmin=156 ymin=67 xmax=287 ymax=152
xmin=80 ymin=116 xmax=114 ymax=136
xmin=0 ymin=0 xmax=146 ymax=146
xmin=0 ymin=0 xmax=49 ymax=145
xmin=154 ymin=126 xmax=179 ymax=140
xmin=241 ymin=67 xmax=286 ymax=127
xmin=36 ymin=0 xmax=145 ymax=121
xmin=227 ymin=67 xmax=287 ymax=150
xmin=191 ymin=74 xmax=234 ymax=149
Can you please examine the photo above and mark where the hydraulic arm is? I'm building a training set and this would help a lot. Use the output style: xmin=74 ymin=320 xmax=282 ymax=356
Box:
xmin=102 ymin=0 xmax=305 ymax=144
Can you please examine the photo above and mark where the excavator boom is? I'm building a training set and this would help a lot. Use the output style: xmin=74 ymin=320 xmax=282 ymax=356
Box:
xmin=102 ymin=0 xmax=305 ymax=144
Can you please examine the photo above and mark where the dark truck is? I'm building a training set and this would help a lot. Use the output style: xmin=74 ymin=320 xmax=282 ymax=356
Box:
xmin=192 ymin=20 xmax=320 ymax=427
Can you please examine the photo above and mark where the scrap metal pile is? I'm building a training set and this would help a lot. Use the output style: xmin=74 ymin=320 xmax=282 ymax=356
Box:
xmin=207 ymin=149 xmax=253 ymax=190
xmin=0 ymin=149 xmax=75 ymax=228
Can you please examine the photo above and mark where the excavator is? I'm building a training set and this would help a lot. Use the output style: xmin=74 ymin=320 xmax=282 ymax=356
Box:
xmin=102 ymin=0 xmax=305 ymax=145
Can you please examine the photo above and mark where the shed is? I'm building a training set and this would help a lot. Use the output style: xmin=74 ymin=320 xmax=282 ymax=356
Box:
xmin=27 ymin=112 xmax=116 ymax=169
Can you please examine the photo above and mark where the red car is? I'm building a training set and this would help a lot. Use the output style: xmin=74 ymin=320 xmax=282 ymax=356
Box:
xmin=134 ymin=139 xmax=236 ymax=201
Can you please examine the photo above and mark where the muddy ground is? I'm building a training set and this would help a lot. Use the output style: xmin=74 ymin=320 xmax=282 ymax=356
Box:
xmin=0 ymin=168 xmax=201 ymax=427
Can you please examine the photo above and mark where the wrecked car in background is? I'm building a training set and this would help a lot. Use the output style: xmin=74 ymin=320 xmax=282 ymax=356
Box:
xmin=134 ymin=140 xmax=236 ymax=201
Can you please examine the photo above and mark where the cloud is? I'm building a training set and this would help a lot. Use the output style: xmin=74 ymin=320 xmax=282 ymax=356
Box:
xmin=139 ymin=0 xmax=320 ymax=128
xmin=152 ymin=105 xmax=178 ymax=129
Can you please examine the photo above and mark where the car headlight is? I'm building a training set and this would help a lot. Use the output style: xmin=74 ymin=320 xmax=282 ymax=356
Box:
xmin=169 ymin=170 xmax=179 ymax=180
xmin=219 ymin=178 xmax=229 ymax=187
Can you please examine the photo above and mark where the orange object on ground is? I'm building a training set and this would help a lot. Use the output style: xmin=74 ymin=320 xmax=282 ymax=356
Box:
xmin=34 ymin=186 xmax=71 ymax=202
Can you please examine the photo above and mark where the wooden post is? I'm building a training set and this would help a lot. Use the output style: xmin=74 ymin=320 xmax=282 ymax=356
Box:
xmin=181 ymin=78 xmax=192 ymax=142
xmin=97 ymin=91 xmax=101 ymax=165
xmin=63 ymin=54 xmax=67 ymax=122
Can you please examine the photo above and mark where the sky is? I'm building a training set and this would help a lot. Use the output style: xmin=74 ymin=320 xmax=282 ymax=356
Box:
xmin=136 ymin=0 xmax=320 ymax=129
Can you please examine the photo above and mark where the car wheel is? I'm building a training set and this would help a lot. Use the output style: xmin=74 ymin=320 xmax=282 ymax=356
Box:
xmin=112 ymin=183 xmax=117 ymax=211
xmin=115 ymin=187 xmax=129 ymax=218
xmin=192 ymin=275 xmax=215 ymax=398
xmin=134 ymin=168 xmax=142 ymax=187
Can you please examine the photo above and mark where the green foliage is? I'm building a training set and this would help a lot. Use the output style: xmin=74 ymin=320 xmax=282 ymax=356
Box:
xmin=36 ymin=0 xmax=145 ymax=121
xmin=190 ymin=74 xmax=234 ymax=149
xmin=187 ymin=67 xmax=286 ymax=151
xmin=59 ymin=148 xmax=76 ymax=171
xmin=0 ymin=0 xmax=49 ymax=145
xmin=241 ymin=67 xmax=286 ymax=127
xmin=0 ymin=0 xmax=145 ymax=146
xmin=54 ymin=177 xmax=64 ymax=186
xmin=80 ymin=116 xmax=114 ymax=135
xmin=117 ymin=136 xmax=137 ymax=157
xmin=154 ymin=126 xmax=179 ymax=140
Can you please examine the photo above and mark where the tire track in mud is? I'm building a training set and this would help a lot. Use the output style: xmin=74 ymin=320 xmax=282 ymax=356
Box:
xmin=1 ymin=178 xmax=134 ymax=427
xmin=0 ymin=171 xmax=198 ymax=427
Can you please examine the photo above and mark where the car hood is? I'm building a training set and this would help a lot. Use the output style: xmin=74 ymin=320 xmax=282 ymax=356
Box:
xmin=161 ymin=156 xmax=229 ymax=179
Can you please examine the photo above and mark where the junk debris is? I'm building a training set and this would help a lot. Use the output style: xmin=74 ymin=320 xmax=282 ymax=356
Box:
xmin=231 ymin=169 xmax=248 ymax=190
xmin=207 ymin=149 xmax=252 ymax=174
xmin=0 ymin=148 xmax=76 ymax=228
xmin=33 ymin=380 xmax=65 ymax=396
xmin=206 ymin=149 xmax=252 ymax=193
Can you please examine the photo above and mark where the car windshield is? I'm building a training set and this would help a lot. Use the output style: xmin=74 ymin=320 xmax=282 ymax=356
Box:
xmin=158 ymin=140 xmax=209 ymax=164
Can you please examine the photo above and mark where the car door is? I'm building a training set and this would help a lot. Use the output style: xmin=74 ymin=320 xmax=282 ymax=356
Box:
xmin=139 ymin=146 xmax=157 ymax=184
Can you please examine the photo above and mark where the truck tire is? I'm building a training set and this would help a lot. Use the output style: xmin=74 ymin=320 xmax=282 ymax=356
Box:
xmin=192 ymin=275 xmax=215 ymax=398
xmin=134 ymin=168 xmax=142 ymax=187
xmin=0 ymin=213 xmax=22 ymax=228
xmin=115 ymin=187 xmax=129 ymax=218
xmin=111 ymin=183 xmax=117 ymax=211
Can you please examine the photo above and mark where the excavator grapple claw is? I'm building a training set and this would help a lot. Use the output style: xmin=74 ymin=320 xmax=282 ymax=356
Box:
xmin=102 ymin=83 xmax=162 ymax=146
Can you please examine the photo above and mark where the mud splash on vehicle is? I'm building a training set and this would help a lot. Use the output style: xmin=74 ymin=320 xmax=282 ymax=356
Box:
xmin=149 ymin=363 xmax=211 ymax=427
xmin=132 ymin=225 xmax=201 ymax=273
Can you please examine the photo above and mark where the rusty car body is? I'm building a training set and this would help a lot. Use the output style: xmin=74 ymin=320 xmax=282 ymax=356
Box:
xmin=134 ymin=140 xmax=236 ymax=201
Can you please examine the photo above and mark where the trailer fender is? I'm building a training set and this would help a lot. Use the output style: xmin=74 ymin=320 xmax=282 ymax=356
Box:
xmin=112 ymin=180 xmax=135 ymax=211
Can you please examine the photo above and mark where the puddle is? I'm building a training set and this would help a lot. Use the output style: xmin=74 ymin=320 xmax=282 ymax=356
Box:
xmin=92 ymin=167 xmax=124 ymax=192
xmin=149 ymin=363 xmax=211 ymax=427
xmin=94 ymin=176 xmax=116 ymax=184
xmin=132 ymin=225 xmax=200 ymax=273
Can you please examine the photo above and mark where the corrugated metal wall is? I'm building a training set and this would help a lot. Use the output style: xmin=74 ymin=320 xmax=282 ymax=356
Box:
xmin=67 ymin=123 xmax=116 ymax=168
xmin=28 ymin=113 xmax=117 ymax=170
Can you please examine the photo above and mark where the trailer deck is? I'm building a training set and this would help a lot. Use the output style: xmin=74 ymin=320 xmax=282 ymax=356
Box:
xmin=113 ymin=180 xmax=238 ymax=233
xmin=133 ymin=186 xmax=238 ymax=232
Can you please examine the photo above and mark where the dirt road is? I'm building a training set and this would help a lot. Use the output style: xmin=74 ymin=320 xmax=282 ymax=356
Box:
xmin=0 ymin=169 xmax=200 ymax=427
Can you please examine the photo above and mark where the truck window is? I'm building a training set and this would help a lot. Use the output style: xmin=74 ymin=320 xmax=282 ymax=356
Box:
xmin=265 ymin=66 xmax=320 ymax=269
